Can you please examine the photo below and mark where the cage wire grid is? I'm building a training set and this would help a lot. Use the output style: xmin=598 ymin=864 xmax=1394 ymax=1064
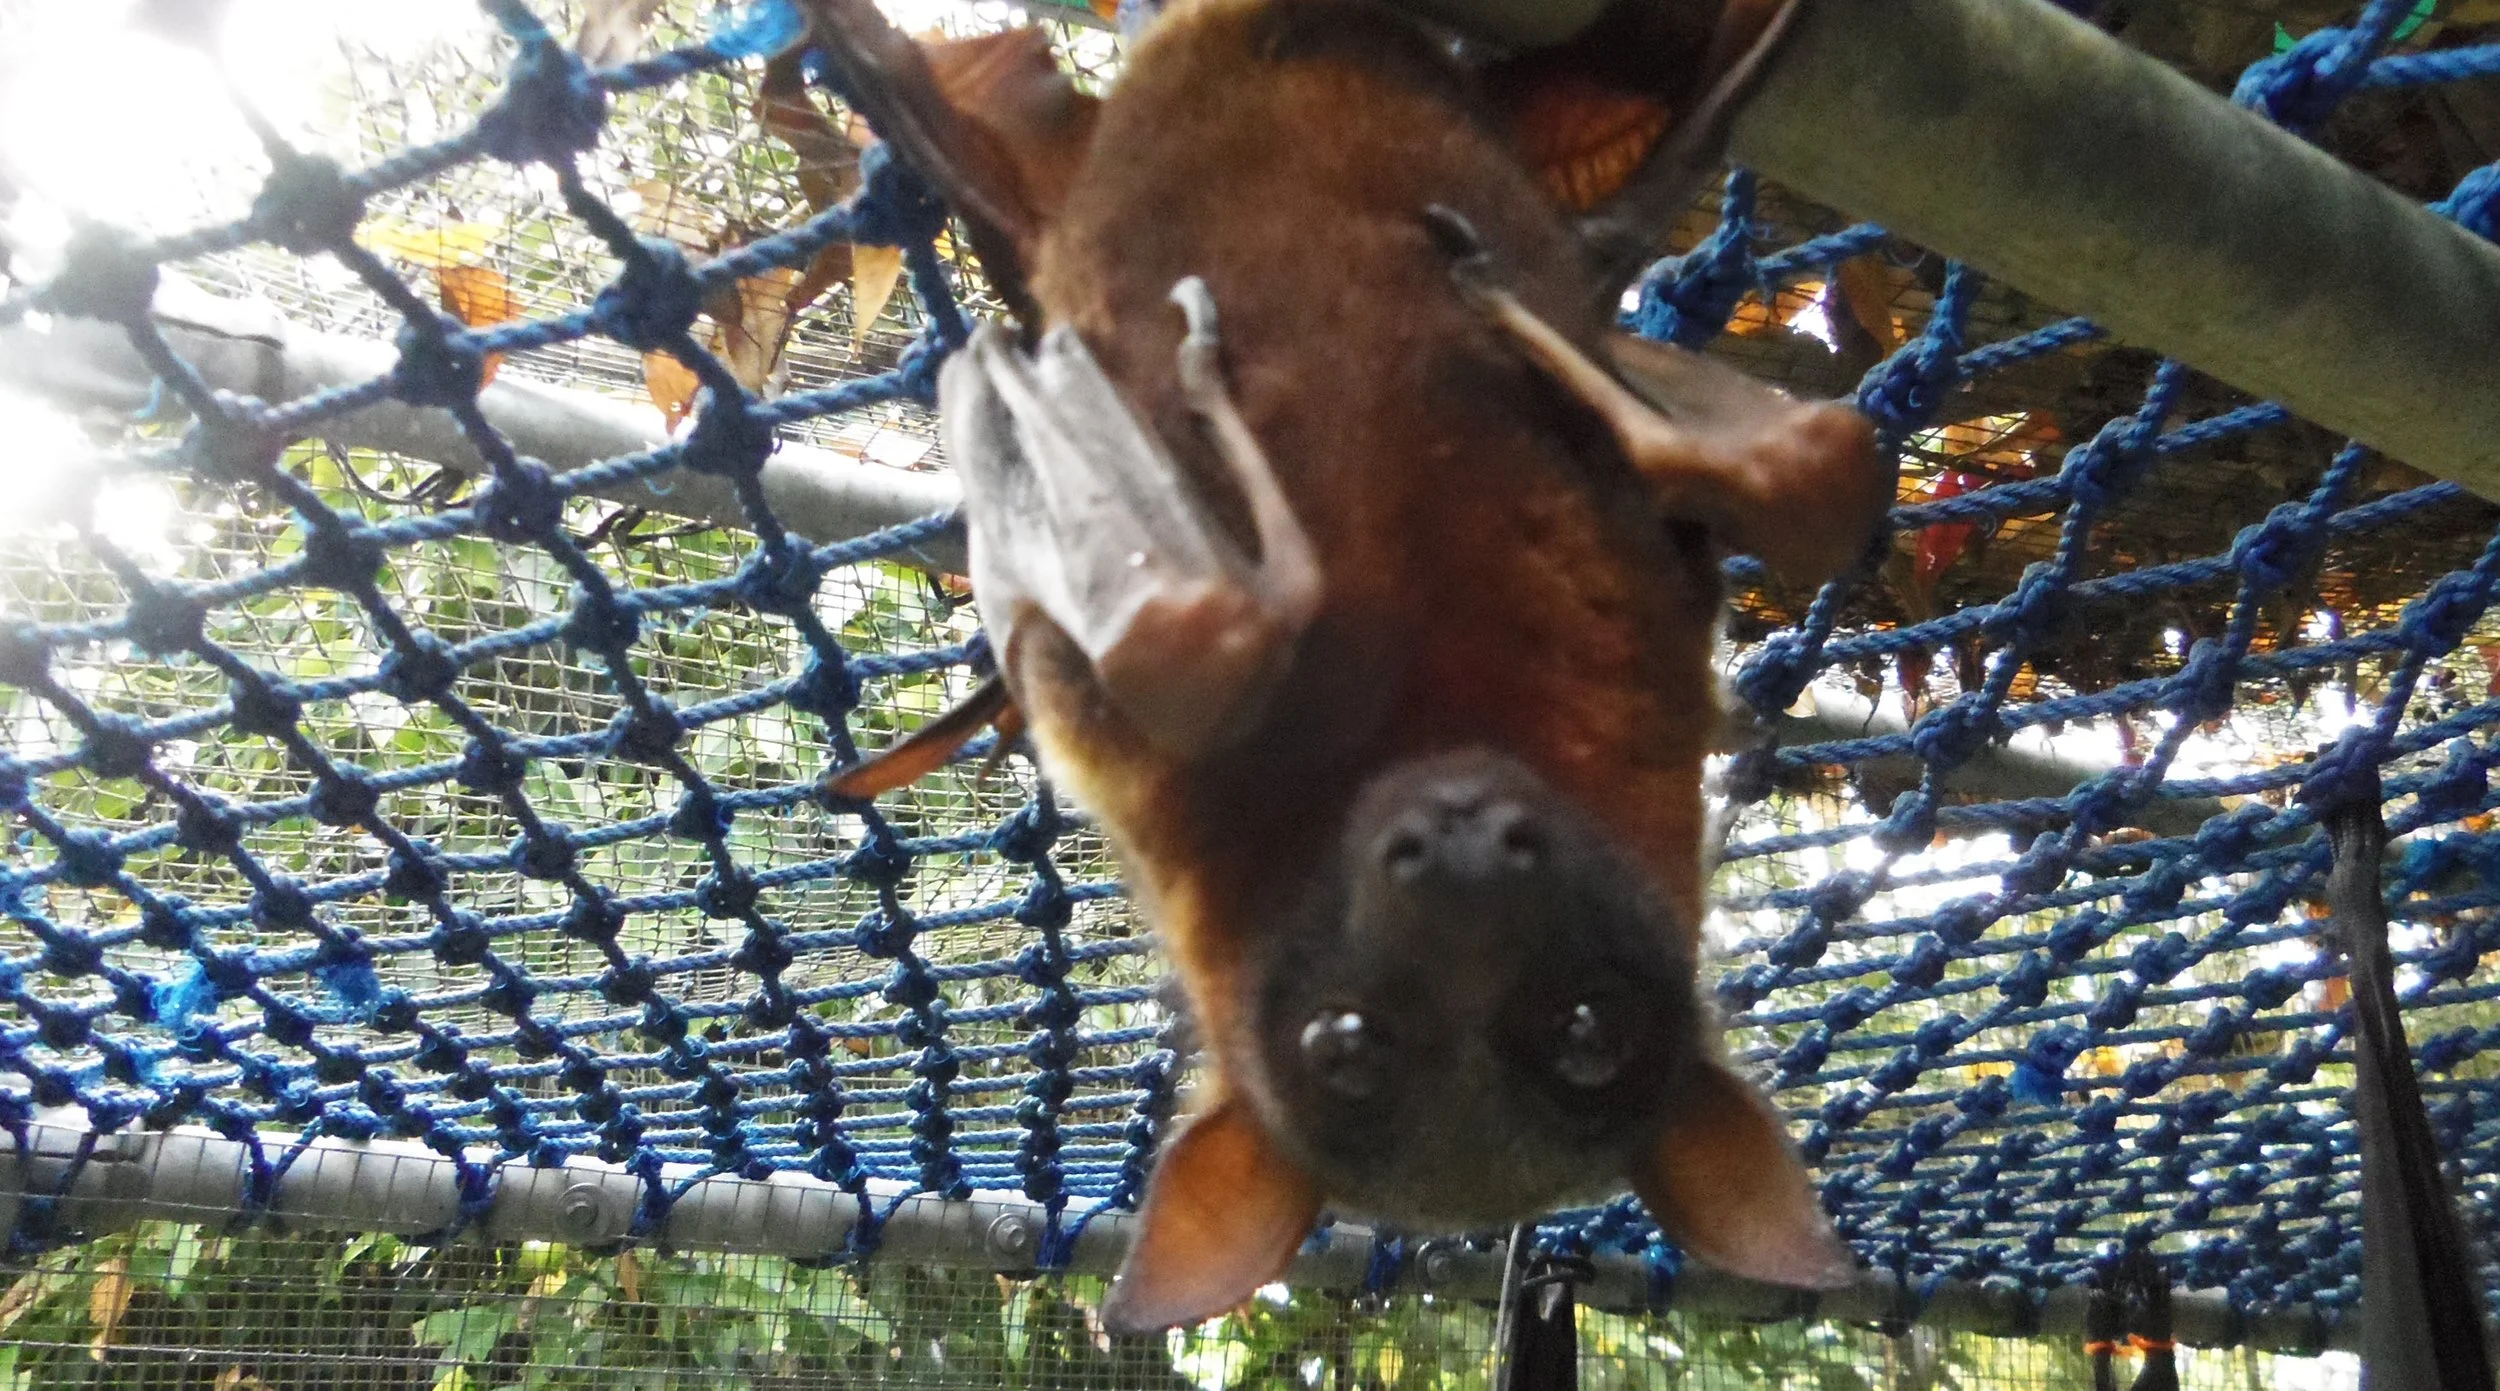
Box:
xmin=0 ymin=0 xmax=2491 ymax=1383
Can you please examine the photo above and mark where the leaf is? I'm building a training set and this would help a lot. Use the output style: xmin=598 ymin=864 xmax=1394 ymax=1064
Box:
xmin=850 ymin=244 xmax=907 ymax=353
xmin=437 ymin=265 xmax=519 ymax=386
xmin=0 ymin=1270 xmax=63 ymax=1335
xmin=759 ymin=50 xmax=865 ymax=213
xmin=87 ymin=1256 xmax=130 ymax=1361
xmin=1835 ymin=255 xmax=1916 ymax=350
xmin=577 ymin=0 xmax=663 ymax=67
xmin=623 ymin=178 xmax=719 ymax=250
xmin=643 ymin=351 xmax=702 ymax=431
xmin=366 ymin=219 xmax=502 ymax=270
xmin=1912 ymin=470 xmax=1984 ymax=589
xmin=614 ymin=1250 xmax=641 ymax=1306
xmin=413 ymin=1301 xmax=526 ymax=1365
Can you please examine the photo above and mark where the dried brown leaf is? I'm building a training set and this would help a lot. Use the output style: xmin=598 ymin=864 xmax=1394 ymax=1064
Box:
xmin=577 ymin=0 xmax=663 ymax=67
xmin=851 ymin=245 xmax=907 ymax=354
xmin=437 ymin=265 xmax=520 ymax=386
xmin=88 ymin=1256 xmax=130 ymax=1361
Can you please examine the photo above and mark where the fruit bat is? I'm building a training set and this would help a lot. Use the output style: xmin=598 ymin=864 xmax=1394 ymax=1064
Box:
xmin=800 ymin=0 xmax=1893 ymax=1332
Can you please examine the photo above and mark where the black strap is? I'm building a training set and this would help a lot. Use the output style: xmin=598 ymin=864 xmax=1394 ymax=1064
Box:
xmin=2119 ymin=1254 xmax=2179 ymax=1391
xmin=2085 ymin=1270 xmax=2123 ymax=1391
xmin=2324 ymin=774 xmax=2495 ymax=1391
xmin=1495 ymin=1226 xmax=1583 ymax=1391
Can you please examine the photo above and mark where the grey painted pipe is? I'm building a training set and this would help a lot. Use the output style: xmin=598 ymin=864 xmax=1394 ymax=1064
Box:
xmin=1725 ymin=0 xmax=2500 ymax=491
xmin=0 ymin=276 xmax=966 ymax=573
xmin=0 ymin=1111 xmax=2357 ymax=1354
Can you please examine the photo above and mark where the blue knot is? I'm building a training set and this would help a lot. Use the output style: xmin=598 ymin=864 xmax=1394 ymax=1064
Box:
xmin=228 ymin=675 xmax=302 ymax=739
xmin=682 ymin=394 xmax=777 ymax=480
xmin=384 ymin=843 xmax=448 ymax=901
xmin=1997 ymin=950 xmax=2054 ymax=1007
xmin=562 ymin=585 xmax=641 ymax=654
xmin=457 ymin=736 xmax=528 ymax=793
xmin=158 ymin=961 xmax=222 ymax=1030
xmin=125 ymin=586 xmax=206 ymax=657
xmin=990 ymin=800 xmax=1062 ymax=863
xmin=2231 ymin=502 xmax=2325 ymax=595
xmin=308 ymin=769 xmax=381 ymax=827
xmin=56 ymin=830 xmax=126 ymax=889
xmin=249 ymin=151 xmax=365 ymax=255
xmin=391 ymin=315 xmax=491 ymax=409
xmin=612 ymin=700 xmax=685 ymax=763
xmin=378 ymin=631 xmax=462 ymax=702
xmin=41 ymin=222 xmax=161 ymax=323
xmin=2415 ymin=740 xmax=2487 ymax=821
xmin=2002 ymin=834 xmax=2072 ymax=897
xmin=478 ymin=34 xmax=608 ymax=166
xmin=1875 ymin=791 xmax=1937 ymax=855
xmin=2012 ymin=1026 xmax=2086 ymax=1106
xmin=844 ymin=830 xmax=914 ymax=890
xmin=476 ymin=460 xmax=568 ymax=542
xmin=1891 ymin=934 xmax=1951 ymax=989
xmin=565 ymin=890 xmax=625 ymax=944
xmin=2241 ymin=966 xmax=2302 ymax=1011
xmin=2166 ymin=638 xmax=2239 ymax=725
xmin=706 ymin=0 xmax=805 ymax=59
xmin=735 ymin=544 xmax=826 ymax=619
xmin=511 ymin=828 xmax=578 ymax=880
xmin=179 ymin=405 xmax=287 ymax=486
xmin=80 ymin=718 xmax=153 ymax=782
xmin=2234 ymin=28 xmax=2363 ymax=133
xmin=697 ymin=866 xmax=761 ymax=920
xmin=0 ymin=621 xmax=47 ymax=690
xmin=848 ymin=140 xmax=954 ymax=250
xmin=2404 ymin=570 xmax=2491 ymax=656
xmin=671 ymin=787 xmax=731 ymax=841
xmin=2128 ymin=931 xmax=2193 ymax=985
xmin=2087 ymin=978 xmax=2143 ymax=1031
xmin=301 ymin=521 xmax=387 ymax=591
xmin=1911 ymin=698 xmax=2001 ymax=768
xmin=2434 ymin=163 xmax=2500 ymax=240
xmin=1732 ymin=632 xmax=1814 ymax=720
xmin=592 ymin=238 xmax=706 ymax=350
xmin=1856 ymin=334 xmax=1966 ymax=438
xmin=2295 ymin=727 xmax=2381 ymax=810
xmin=1627 ymin=171 xmax=1759 ymax=348
xmin=791 ymin=650 xmax=862 ymax=722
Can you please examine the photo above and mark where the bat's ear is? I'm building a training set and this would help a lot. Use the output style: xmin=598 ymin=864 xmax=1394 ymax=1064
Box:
xmin=1631 ymin=1057 xmax=1856 ymax=1291
xmin=1445 ymin=258 xmax=1889 ymax=587
xmin=1600 ymin=329 xmax=1889 ymax=587
xmin=800 ymin=2 xmax=1099 ymax=294
xmin=1484 ymin=0 xmax=1803 ymax=282
xmin=1099 ymin=1098 xmax=1322 ymax=1334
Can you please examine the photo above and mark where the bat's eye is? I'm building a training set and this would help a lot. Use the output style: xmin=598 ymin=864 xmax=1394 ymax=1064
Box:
xmin=1554 ymin=1002 xmax=1622 ymax=1089
xmin=1300 ymin=1009 xmax=1385 ymax=1100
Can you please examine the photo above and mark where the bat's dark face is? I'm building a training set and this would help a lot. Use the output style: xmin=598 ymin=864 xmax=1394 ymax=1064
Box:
xmin=1244 ymin=747 xmax=1704 ymax=1227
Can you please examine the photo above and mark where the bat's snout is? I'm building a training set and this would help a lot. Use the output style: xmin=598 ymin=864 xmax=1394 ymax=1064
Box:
xmin=1370 ymin=769 xmax=1555 ymax=900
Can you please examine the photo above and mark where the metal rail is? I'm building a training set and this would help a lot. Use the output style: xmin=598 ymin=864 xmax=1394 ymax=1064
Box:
xmin=0 ymin=275 xmax=967 ymax=574
xmin=0 ymin=1109 xmax=2355 ymax=1355
xmin=1728 ymin=0 xmax=2500 ymax=494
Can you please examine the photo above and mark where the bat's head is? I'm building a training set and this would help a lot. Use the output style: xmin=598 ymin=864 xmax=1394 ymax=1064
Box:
xmin=1088 ymin=747 xmax=1853 ymax=1331
xmin=1250 ymin=746 xmax=1700 ymax=1225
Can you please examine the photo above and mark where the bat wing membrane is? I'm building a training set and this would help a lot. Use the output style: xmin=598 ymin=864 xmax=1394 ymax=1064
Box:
xmin=945 ymin=286 xmax=1322 ymax=760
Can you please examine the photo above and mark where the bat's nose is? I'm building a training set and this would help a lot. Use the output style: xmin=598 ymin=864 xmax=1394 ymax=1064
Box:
xmin=1373 ymin=778 xmax=1549 ymax=892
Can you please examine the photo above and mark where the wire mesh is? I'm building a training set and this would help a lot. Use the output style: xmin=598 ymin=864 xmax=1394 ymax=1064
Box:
xmin=0 ymin=1223 xmax=2362 ymax=1389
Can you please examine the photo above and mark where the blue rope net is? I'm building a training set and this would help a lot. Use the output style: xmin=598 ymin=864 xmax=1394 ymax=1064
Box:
xmin=0 ymin=0 xmax=2496 ymax=1331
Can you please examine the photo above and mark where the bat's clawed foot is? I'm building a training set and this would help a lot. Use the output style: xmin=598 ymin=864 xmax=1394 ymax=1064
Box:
xmin=1165 ymin=276 xmax=1323 ymax=625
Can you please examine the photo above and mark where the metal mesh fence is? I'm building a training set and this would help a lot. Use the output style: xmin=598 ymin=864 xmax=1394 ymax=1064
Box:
xmin=0 ymin=1222 xmax=2359 ymax=1390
